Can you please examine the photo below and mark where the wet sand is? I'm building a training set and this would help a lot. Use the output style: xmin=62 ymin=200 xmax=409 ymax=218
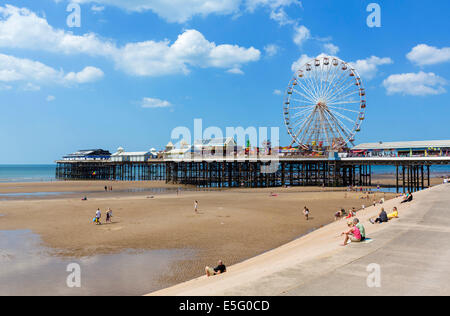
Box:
xmin=371 ymin=174 xmax=444 ymax=188
xmin=0 ymin=181 xmax=398 ymax=294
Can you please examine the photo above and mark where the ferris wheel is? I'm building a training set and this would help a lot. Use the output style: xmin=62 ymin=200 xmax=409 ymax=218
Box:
xmin=283 ymin=56 xmax=366 ymax=150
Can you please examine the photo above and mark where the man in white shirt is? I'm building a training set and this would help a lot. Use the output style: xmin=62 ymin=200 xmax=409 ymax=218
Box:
xmin=95 ymin=209 xmax=101 ymax=225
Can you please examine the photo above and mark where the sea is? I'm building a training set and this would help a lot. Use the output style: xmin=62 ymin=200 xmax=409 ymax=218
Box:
xmin=0 ymin=164 xmax=449 ymax=183
xmin=0 ymin=165 xmax=56 ymax=183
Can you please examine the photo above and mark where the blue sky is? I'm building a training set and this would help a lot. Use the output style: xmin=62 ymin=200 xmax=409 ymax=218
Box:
xmin=0 ymin=0 xmax=449 ymax=163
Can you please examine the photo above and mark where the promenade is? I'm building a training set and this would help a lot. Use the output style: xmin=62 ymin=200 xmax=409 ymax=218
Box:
xmin=150 ymin=183 xmax=450 ymax=296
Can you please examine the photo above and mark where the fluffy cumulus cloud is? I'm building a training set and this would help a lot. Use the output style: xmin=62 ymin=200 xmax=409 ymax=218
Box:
xmin=0 ymin=53 xmax=103 ymax=87
xmin=407 ymin=44 xmax=450 ymax=66
xmin=383 ymin=71 xmax=447 ymax=96
xmin=141 ymin=97 xmax=171 ymax=108
xmin=349 ymin=56 xmax=393 ymax=80
xmin=0 ymin=5 xmax=260 ymax=77
xmin=293 ymin=25 xmax=310 ymax=47
xmin=0 ymin=5 xmax=116 ymax=56
xmin=64 ymin=66 xmax=104 ymax=83
xmin=117 ymin=30 xmax=260 ymax=76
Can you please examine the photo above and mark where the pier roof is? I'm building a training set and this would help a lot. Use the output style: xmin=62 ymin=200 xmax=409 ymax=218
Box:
xmin=352 ymin=140 xmax=450 ymax=151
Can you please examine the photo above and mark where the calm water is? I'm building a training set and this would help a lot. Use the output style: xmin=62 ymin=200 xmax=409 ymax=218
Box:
xmin=0 ymin=230 xmax=195 ymax=296
xmin=0 ymin=165 xmax=56 ymax=183
xmin=0 ymin=164 xmax=448 ymax=184
xmin=371 ymin=165 xmax=450 ymax=176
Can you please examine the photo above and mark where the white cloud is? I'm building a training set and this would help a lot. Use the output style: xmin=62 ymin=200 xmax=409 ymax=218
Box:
xmin=264 ymin=44 xmax=280 ymax=57
xmin=293 ymin=25 xmax=310 ymax=47
xmin=323 ymin=43 xmax=339 ymax=55
xmin=0 ymin=53 xmax=61 ymax=83
xmin=383 ymin=71 xmax=447 ymax=96
xmin=349 ymin=56 xmax=393 ymax=80
xmin=141 ymin=97 xmax=171 ymax=108
xmin=0 ymin=5 xmax=260 ymax=77
xmin=269 ymin=8 xmax=294 ymax=26
xmin=291 ymin=53 xmax=318 ymax=72
xmin=117 ymin=30 xmax=260 ymax=76
xmin=245 ymin=0 xmax=301 ymax=12
xmin=273 ymin=89 xmax=282 ymax=95
xmin=227 ymin=67 xmax=244 ymax=75
xmin=407 ymin=44 xmax=450 ymax=66
xmin=0 ymin=53 xmax=103 ymax=87
xmin=247 ymin=0 xmax=301 ymax=26
xmin=46 ymin=95 xmax=56 ymax=102
xmin=68 ymin=0 xmax=302 ymax=23
xmin=0 ymin=5 xmax=117 ymax=56
xmin=64 ymin=66 xmax=104 ymax=83
xmin=73 ymin=0 xmax=242 ymax=23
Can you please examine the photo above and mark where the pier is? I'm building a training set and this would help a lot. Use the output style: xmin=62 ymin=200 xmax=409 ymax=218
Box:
xmin=56 ymin=156 xmax=449 ymax=193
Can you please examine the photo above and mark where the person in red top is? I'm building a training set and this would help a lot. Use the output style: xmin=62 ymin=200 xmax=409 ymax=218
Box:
xmin=345 ymin=208 xmax=356 ymax=219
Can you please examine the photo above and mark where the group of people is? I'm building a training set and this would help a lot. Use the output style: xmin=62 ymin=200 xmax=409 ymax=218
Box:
xmin=340 ymin=192 xmax=410 ymax=245
xmin=334 ymin=207 xmax=358 ymax=221
xmin=400 ymin=191 xmax=413 ymax=204
xmin=369 ymin=207 xmax=399 ymax=224
xmin=341 ymin=218 xmax=366 ymax=246
xmin=93 ymin=208 xmax=113 ymax=225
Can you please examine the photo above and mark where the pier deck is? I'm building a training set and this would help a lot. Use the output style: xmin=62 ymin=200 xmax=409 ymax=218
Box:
xmin=56 ymin=156 xmax=450 ymax=193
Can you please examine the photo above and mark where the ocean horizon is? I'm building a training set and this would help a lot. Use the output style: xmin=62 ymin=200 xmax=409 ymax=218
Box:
xmin=0 ymin=164 xmax=57 ymax=183
xmin=0 ymin=164 xmax=449 ymax=184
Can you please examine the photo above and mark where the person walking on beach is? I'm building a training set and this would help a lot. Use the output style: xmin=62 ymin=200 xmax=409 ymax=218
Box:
xmin=194 ymin=200 xmax=199 ymax=213
xmin=106 ymin=208 xmax=113 ymax=223
xmin=104 ymin=186 xmax=108 ymax=192
xmin=303 ymin=206 xmax=310 ymax=221
xmin=95 ymin=208 xmax=102 ymax=225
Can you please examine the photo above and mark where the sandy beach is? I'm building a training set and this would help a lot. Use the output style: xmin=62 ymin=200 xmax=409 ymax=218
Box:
xmin=0 ymin=180 xmax=398 ymax=294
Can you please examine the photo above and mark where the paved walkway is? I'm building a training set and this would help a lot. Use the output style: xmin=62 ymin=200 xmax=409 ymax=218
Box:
xmin=150 ymin=184 xmax=450 ymax=296
xmin=285 ymin=184 xmax=450 ymax=296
